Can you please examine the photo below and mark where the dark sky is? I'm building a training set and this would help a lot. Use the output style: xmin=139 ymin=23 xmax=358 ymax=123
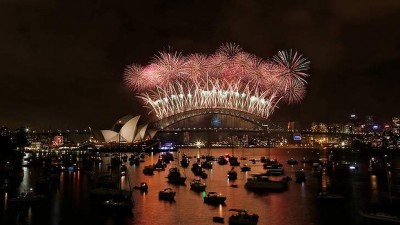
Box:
xmin=1 ymin=0 xmax=400 ymax=130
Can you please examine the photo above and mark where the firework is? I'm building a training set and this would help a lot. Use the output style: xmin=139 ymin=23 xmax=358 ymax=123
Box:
xmin=124 ymin=43 xmax=310 ymax=120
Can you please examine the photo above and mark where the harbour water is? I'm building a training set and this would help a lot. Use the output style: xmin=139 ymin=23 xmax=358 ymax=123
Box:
xmin=1 ymin=147 xmax=399 ymax=225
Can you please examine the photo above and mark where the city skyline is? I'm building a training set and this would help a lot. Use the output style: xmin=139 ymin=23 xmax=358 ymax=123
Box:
xmin=1 ymin=1 xmax=400 ymax=129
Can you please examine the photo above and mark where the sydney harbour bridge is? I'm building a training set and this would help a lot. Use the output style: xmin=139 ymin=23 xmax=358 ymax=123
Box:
xmin=121 ymin=43 xmax=310 ymax=145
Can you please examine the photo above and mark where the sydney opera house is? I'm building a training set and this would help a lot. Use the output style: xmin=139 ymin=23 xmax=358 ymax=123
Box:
xmin=91 ymin=115 xmax=157 ymax=144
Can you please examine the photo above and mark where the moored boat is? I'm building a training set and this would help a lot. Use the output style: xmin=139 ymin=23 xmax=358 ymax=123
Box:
xmin=190 ymin=179 xmax=206 ymax=192
xmin=316 ymin=191 xmax=344 ymax=200
xmin=133 ymin=182 xmax=148 ymax=192
xmin=213 ymin=216 xmax=224 ymax=223
xmin=240 ymin=165 xmax=251 ymax=172
xmin=245 ymin=175 xmax=288 ymax=192
xmin=9 ymin=188 xmax=45 ymax=203
xmin=228 ymin=209 xmax=259 ymax=225
xmin=167 ymin=167 xmax=187 ymax=184
xmin=159 ymin=187 xmax=176 ymax=201
xmin=360 ymin=209 xmax=400 ymax=224
xmin=204 ymin=192 xmax=226 ymax=205
xmin=287 ymin=158 xmax=298 ymax=165
xmin=295 ymin=170 xmax=306 ymax=183
xmin=100 ymin=194 xmax=134 ymax=213
xmin=143 ymin=165 xmax=154 ymax=175
xmin=228 ymin=167 xmax=238 ymax=180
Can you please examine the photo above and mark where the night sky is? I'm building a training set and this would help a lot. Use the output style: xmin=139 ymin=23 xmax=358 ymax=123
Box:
xmin=1 ymin=0 xmax=400 ymax=130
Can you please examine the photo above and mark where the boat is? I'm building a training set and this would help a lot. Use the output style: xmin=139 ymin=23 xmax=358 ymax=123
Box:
xmin=154 ymin=159 xmax=166 ymax=171
xmin=9 ymin=188 xmax=45 ymax=203
xmin=244 ymin=175 xmax=288 ymax=192
xmin=217 ymin=156 xmax=228 ymax=165
xmin=213 ymin=216 xmax=225 ymax=223
xmin=143 ymin=165 xmax=155 ymax=175
xmin=265 ymin=164 xmax=284 ymax=176
xmin=295 ymin=170 xmax=306 ymax=183
xmin=316 ymin=191 xmax=344 ymax=200
xmin=159 ymin=187 xmax=176 ymax=200
xmin=204 ymin=192 xmax=226 ymax=205
xmin=228 ymin=209 xmax=259 ymax=225
xmin=190 ymin=179 xmax=206 ymax=192
xmin=133 ymin=182 xmax=148 ymax=192
xmin=201 ymin=161 xmax=213 ymax=169
xmin=287 ymin=158 xmax=298 ymax=165
xmin=229 ymin=157 xmax=240 ymax=166
xmin=167 ymin=167 xmax=187 ymax=184
xmin=180 ymin=157 xmax=190 ymax=168
xmin=240 ymin=165 xmax=251 ymax=172
xmin=360 ymin=156 xmax=399 ymax=223
xmin=228 ymin=167 xmax=238 ymax=180
xmin=360 ymin=209 xmax=400 ymax=224
xmin=100 ymin=195 xmax=134 ymax=213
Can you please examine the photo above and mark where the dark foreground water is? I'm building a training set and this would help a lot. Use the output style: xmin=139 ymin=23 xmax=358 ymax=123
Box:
xmin=1 ymin=147 xmax=399 ymax=225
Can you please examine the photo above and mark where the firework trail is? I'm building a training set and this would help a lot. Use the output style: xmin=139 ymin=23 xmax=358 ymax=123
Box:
xmin=124 ymin=43 xmax=310 ymax=120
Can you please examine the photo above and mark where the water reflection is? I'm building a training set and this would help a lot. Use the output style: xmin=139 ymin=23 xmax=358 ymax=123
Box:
xmin=1 ymin=148 xmax=399 ymax=225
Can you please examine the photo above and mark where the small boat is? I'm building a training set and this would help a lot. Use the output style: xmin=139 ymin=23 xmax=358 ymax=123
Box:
xmin=265 ymin=165 xmax=284 ymax=176
xmin=213 ymin=216 xmax=224 ymax=223
xmin=360 ymin=209 xmax=400 ymax=224
xmin=9 ymin=188 xmax=45 ymax=203
xmin=154 ymin=159 xmax=166 ymax=171
xmin=204 ymin=192 xmax=226 ymax=205
xmin=287 ymin=158 xmax=298 ymax=165
xmin=229 ymin=157 xmax=240 ymax=166
xmin=240 ymin=165 xmax=251 ymax=172
xmin=100 ymin=194 xmax=134 ymax=213
xmin=133 ymin=182 xmax=148 ymax=192
xmin=143 ymin=165 xmax=154 ymax=175
xmin=360 ymin=207 xmax=400 ymax=224
xmin=190 ymin=179 xmax=206 ymax=192
xmin=229 ymin=209 xmax=259 ymax=225
xmin=245 ymin=175 xmax=288 ymax=192
xmin=228 ymin=167 xmax=238 ymax=180
xmin=317 ymin=191 xmax=344 ymax=200
xmin=180 ymin=157 xmax=190 ymax=168
xmin=295 ymin=170 xmax=306 ymax=183
xmin=217 ymin=157 xmax=228 ymax=165
xmin=201 ymin=161 xmax=213 ymax=169
xmin=167 ymin=167 xmax=187 ymax=184
xmin=159 ymin=188 xmax=176 ymax=201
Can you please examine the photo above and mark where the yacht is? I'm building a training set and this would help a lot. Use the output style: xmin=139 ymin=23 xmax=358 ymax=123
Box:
xmin=100 ymin=195 xmax=134 ymax=213
xmin=228 ymin=209 xmax=259 ymax=225
xmin=203 ymin=192 xmax=226 ymax=205
xmin=190 ymin=179 xmax=206 ymax=192
xmin=159 ymin=188 xmax=176 ymax=201
xmin=9 ymin=188 xmax=45 ymax=203
xmin=245 ymin=175 xmax=288 ymax=191
xmin=360 ymin=209 xmax=400 ymax=224
xmin=167 ymin=167 xmax=187 ymax=184
xmin=295 ymin=170 xmax=306 ymax=183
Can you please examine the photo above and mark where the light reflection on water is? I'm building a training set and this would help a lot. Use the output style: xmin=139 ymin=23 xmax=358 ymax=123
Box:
xmin=1 ymin=148 xmax=399 ymax=225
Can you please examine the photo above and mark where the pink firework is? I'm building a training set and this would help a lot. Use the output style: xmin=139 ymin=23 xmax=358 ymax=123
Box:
xmin=124 ymin=43 xmax=310 ymax=119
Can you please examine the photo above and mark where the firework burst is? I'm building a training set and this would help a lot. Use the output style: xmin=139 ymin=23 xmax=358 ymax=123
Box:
xmin=124 ymin=43 xmax=310 ymax=119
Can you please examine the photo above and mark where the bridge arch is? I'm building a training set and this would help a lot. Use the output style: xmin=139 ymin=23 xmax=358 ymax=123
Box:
xmin=150 ymin=108 xmax=270 ymax=131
